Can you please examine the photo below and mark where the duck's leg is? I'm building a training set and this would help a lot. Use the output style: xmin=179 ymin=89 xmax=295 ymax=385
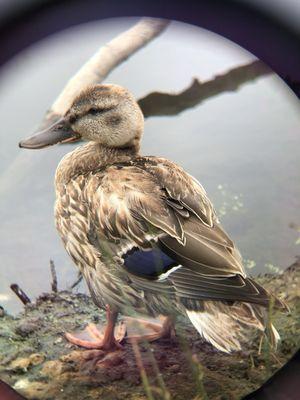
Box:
xmin=65 ymin=305 xmax=126 ymax=351
xmin=124 ymin=315 xmax=176 ymax=343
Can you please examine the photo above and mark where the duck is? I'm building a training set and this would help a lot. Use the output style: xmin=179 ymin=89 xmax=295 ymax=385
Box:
xmin=19 ymin=84 xmax=286 ymax=353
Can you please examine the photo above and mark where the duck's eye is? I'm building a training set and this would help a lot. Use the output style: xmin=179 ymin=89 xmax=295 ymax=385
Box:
xmin=89 ymin=107 xmax=99 ymax=115
xmin=88 ymin=106 xmax=115 ymax=115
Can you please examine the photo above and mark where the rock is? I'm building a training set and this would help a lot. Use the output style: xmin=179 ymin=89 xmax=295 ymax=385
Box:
xmin=41 ymin=360 xmax=68 ymax=378
xmin=10 ymin=357 xmax=31 ymax=372
xmin=14 ymin=318 xmax=42 ymax=337
xmin=16 ymin=380 xmax=51 ymax=400
xmin=29 ymin=353 xmax=45 ymax=366
xmin=10 ymin=353 xmax=45 ymax=372
xmin=60 ymin=350 xmax=86 ymax=363
xmin=13 ymin=378 xmax=31 ymax=391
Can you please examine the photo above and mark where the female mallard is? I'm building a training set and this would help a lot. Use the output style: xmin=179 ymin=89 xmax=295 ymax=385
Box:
xmin=19 ymin=84 xmax=285 ymax=353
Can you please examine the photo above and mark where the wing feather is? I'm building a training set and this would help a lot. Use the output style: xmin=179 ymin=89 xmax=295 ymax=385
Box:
xmin=81 ymin=157 xmax=282 ymax=309
xmin=84 ymin=165 xmax=184 ymax=247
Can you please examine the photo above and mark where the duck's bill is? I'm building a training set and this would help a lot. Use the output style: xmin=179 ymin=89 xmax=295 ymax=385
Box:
xmin=19 ymin=117 xmax=81 ymax=149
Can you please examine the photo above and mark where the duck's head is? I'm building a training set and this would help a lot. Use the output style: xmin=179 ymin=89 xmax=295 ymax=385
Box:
xmin=19 ymin=84 xmax=144 ymax=151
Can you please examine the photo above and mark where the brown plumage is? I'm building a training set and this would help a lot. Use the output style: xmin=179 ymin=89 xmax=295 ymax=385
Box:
xmin=19 ymin=84 xmax=286 ymax=353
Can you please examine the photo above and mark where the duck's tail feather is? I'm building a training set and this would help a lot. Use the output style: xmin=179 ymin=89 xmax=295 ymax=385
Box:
xmin=230 ymin=302 xmax=281 ymax=349
xmin=186 ymin=308 xmax=243 ymax=353
xmin=269 ymin=323 xmax=281 ymax=349
xmin=185 ymin=300 xmax=280 ymax=353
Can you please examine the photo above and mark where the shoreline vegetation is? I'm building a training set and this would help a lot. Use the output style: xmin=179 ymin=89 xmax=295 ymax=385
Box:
xmin=0 ymin=257 xmax=299 ymax=400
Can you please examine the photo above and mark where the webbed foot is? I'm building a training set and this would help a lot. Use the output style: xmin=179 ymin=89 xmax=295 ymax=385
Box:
xmin=124 ymin=315 xmax=176 ymax=343
xmin=65 ymin=321 xmax=126 ymax=351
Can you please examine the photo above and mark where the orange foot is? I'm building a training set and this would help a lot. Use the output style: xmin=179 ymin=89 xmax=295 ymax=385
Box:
xmin=124 ymin=315 xmax=176 ymax=343
xmin=65 ymin=321 xmax=126 ymax=351
xmin=65 ymin=306 xmax=175 ymax=352
xmin=65 ymin=305 xmax=126 ymax=351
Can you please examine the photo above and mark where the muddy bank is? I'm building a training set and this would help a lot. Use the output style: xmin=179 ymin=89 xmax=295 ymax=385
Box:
xmin=0 ymin=259 xmax=299 ymax=400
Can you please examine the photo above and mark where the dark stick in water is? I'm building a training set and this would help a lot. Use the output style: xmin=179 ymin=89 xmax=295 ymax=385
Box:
xmin=50 ymin=259 xmax=58 ymax=293
xmin=10 ymin=284 xmax=31 ymax=305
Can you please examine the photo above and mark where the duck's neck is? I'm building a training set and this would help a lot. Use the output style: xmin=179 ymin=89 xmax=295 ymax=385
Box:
xmin=55 ymin=141 xmax=139 ymax=186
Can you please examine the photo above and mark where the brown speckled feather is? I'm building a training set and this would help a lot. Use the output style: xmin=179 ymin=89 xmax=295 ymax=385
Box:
xmin=84 ymin=164 xmax=184 ymax=246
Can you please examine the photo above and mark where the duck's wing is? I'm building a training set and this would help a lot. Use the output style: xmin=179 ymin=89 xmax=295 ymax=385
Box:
xmin=141 ymin=156 xmax=245 ymax=277
xmin=86 ymin=157 xmax=279 ymax=309
xmin=138 ymin=157 xmax=279 ymax=307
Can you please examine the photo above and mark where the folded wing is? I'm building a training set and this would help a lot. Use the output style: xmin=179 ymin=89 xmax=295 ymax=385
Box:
xmin=86 ymin=157 xmax=283 ymax=310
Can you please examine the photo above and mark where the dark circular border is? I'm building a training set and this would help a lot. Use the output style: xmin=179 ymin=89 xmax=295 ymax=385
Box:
xmin=0 ymin=0 xmax=299 ymax=98
xmin=0 ymin=1 xmax=299 ymax=399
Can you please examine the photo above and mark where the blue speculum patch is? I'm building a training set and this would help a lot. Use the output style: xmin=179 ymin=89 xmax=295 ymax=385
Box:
xmin=122 ymin=247 xmax=177 ymax=278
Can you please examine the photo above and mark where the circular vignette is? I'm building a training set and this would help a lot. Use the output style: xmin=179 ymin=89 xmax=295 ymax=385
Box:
xmin=0 ymin=2 xmax=299 ymax=400
xmin=0 ymin=0 xmax=299 ymax=94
